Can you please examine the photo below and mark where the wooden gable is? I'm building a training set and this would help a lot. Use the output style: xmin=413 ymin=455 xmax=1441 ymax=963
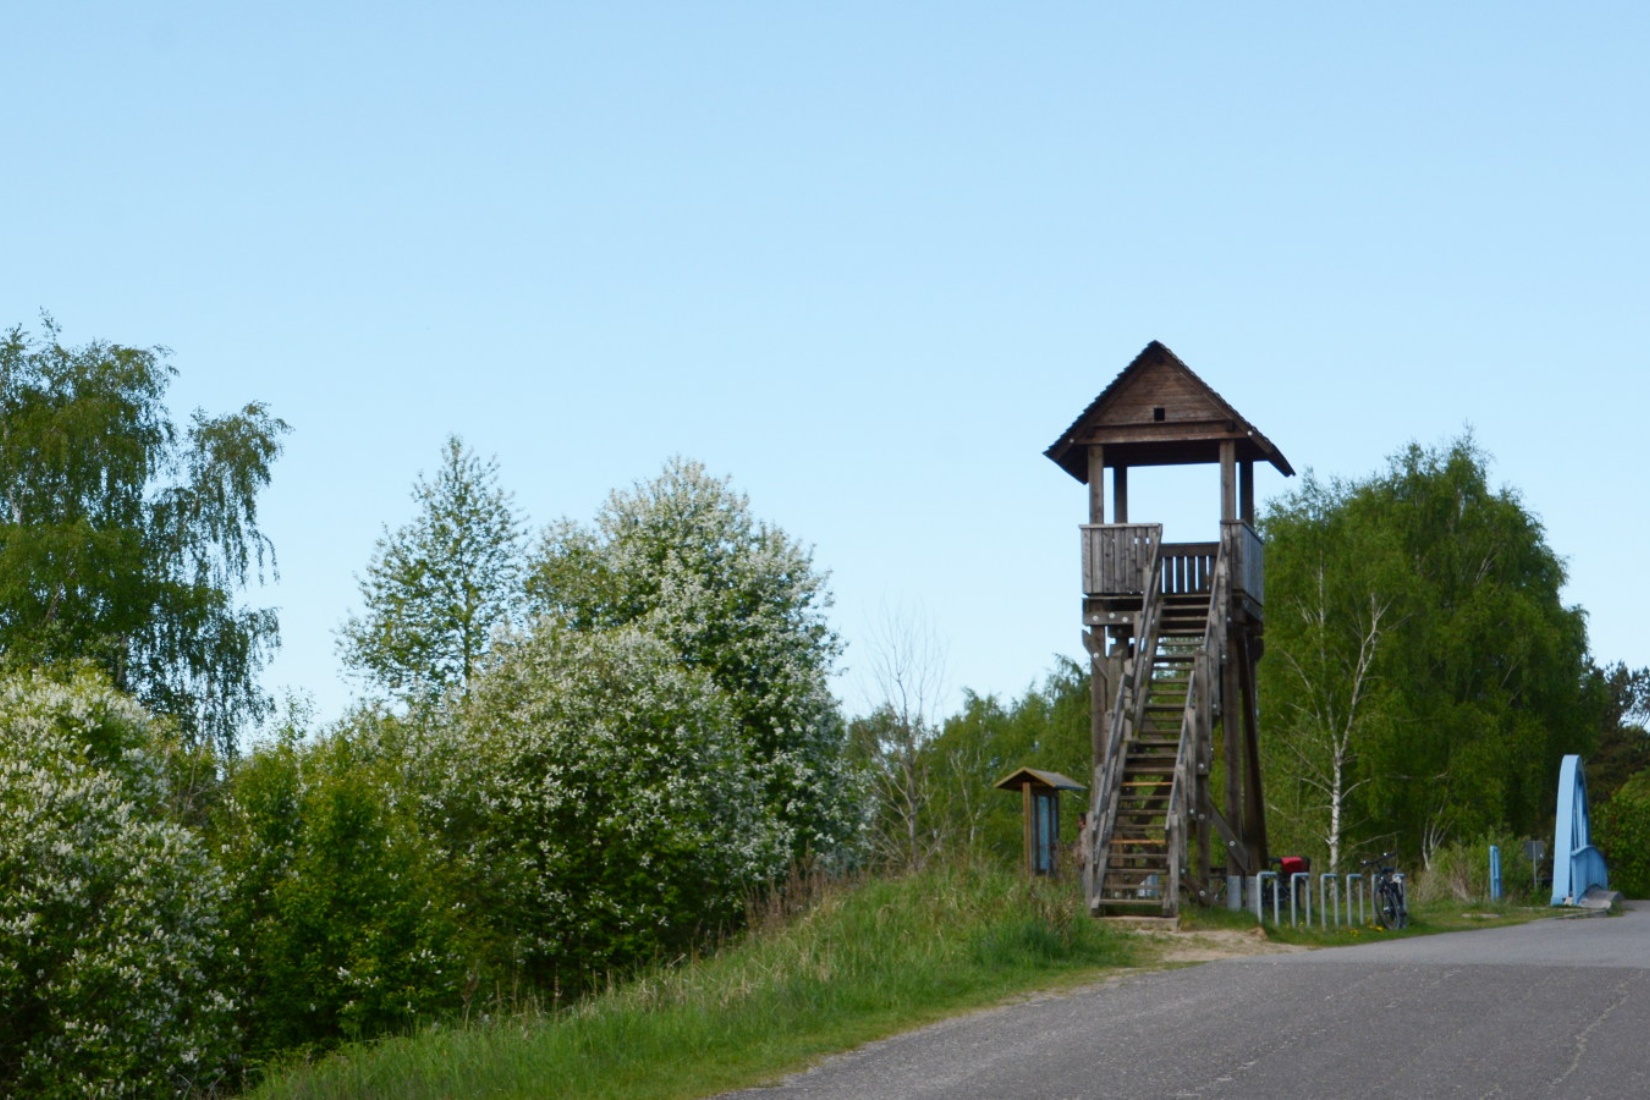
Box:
xmin=994 ymin=767 xmax=1086 ymax=792
xmin=1045 ymin=341 xmax=1293 ymax=482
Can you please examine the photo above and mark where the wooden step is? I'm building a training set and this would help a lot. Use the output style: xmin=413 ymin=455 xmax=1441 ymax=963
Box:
xmin=1100 ymin=874 xmax=1168 ymax=889
xmin=1101 ymin=888 xmax=1168 ymax=902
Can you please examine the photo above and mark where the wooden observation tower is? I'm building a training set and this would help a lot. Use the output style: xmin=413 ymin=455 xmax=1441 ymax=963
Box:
xmin=1045 ymin=342 xmax=1293 ymax=918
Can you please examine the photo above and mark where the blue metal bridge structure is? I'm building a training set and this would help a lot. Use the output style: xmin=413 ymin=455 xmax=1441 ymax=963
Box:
xmin=1550 ymin=754 xmax=1609 ymax=907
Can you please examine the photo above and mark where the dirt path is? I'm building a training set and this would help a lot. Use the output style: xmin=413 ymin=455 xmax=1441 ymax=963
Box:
xmin=1145 ymin=924 xmax=1309 ymax=964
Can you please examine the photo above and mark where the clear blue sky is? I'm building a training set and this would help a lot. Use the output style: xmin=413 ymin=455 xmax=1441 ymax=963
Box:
xmin=5 ymin=4 xmax=1647 ymax=730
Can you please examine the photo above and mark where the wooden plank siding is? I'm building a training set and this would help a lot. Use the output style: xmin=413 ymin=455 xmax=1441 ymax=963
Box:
xmin=1089 ymin=360 xmax=1230 ymax=429
xmin=1222 ymin=521 xmax=1265 ymax=605
xmin=1081 ymin=524 xmax=1160 ymax=595
xmin=1081 ymin=527 xmax=1260 ymax=601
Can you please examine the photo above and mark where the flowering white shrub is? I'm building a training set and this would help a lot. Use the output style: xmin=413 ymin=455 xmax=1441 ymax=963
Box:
xmin=528 ymin=458 xmax=862 ymax=862
xmin=444 ymin=624 xmax=789 ymax=990
xmin=0 ymin=671 xmax=234 ymax=1098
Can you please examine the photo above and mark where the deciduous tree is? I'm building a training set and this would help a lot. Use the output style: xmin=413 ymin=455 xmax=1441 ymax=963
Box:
xmin=527 ymin=458 xmax=857 ymax=860
xmin=1261 ymin=436 xmax=1600 ymax=865
xmin=1260 ymin=473 xmax=1405 ymax=869
xmin=922 ymin=659 xmax=1091 ymax=864
xmin=1586 ymin=662 xmax=1650 ymax=804
xmin=849 ymin=605 xmax=949 ymax=870
xmin=338 ymin=435 xmax=524 ymax=706
xmin=0 ymin=318 xmax=287 ymax=752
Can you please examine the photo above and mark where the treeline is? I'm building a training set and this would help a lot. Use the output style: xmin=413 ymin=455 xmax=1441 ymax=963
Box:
xmin=0 ymin=324 xmax=865 ymax=1095
xmin=2 ymin=442 xmax=857 ymax=1094
xmin=1257 ymin=436 xmax=1650 ymax=890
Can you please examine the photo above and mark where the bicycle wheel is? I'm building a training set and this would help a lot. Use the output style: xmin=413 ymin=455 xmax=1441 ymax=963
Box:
xmin=1375 ymin=881 xmax=1401 ymax=929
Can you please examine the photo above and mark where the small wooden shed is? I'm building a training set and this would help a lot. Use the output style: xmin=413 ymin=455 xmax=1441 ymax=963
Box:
xmin=994 ymin=767 xmax=1086 ymax=877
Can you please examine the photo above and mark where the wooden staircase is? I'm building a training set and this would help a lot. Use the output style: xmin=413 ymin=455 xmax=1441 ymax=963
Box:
xmin=1093 ymin=592 xmax=1210 ymax=914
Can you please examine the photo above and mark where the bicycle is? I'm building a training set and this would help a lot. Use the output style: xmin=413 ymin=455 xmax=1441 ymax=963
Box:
xmin=1257 ymin=855 xmax=1312 ymax=922
xmin=1361 ymin=851 xmax=1408 ymax=929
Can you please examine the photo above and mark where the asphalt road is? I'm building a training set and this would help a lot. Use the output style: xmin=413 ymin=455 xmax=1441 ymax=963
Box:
xmin=722 ymin=902 xmax=1650 ymax=1100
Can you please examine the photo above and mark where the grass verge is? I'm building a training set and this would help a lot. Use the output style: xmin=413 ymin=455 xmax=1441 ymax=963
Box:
xmin=248 ymin=863 xmax=1136 ymax=1100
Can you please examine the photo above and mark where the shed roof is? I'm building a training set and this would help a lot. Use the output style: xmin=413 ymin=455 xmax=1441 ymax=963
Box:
xmin=1045 ymin=341 xmax=1294 ymax=482
xmin=993 ymin=767 xmax=1086 ymax=792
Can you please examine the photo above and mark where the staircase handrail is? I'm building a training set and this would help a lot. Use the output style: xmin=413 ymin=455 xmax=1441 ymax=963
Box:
xmin=1085 ymin=536 xmax=1165 ymax=912
xmin=1163 ymin=539 xmax=1232 ymax=911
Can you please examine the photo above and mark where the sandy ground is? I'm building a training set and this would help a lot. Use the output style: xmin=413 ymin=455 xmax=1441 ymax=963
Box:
xmin=1143 ymin=925 xmax=1309 ymax=964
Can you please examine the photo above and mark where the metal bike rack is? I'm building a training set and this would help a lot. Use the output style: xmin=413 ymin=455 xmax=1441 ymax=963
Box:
xmin=1289 ymin=872 xmax=1312 ymax=928
xmin=1344 ymin=873 xmax=1365 ymax=926
xmin=1319 ymin=873 xmax=1341 ymax=928
xmin=1253 ymin=871 xmax=1279 ymax=924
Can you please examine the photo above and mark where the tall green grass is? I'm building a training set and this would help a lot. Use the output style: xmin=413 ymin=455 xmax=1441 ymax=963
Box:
xmin=249 ymin=862 xmax=1134 ymax=1100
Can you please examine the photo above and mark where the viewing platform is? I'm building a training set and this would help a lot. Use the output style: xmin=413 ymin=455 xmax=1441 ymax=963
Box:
xmin=1081 ymin=521 xmax=1265 ymax=626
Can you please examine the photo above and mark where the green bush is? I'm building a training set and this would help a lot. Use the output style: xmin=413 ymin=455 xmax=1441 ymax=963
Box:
xmin=440 ymin=624 xmax=789 ymax=994
xmin=1596 ymin=770 xmax=1650 ymax=899
xmin=1412 ymin=830 xmax=1527 ymax=904
xmin=213 ymin=709 xmax=477 ymax=1064
xmin=0 ymin=670 xmax=235 ymax=1098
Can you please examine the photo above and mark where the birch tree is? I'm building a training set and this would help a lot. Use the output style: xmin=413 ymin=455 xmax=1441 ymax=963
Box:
xmin=1274 ymin=563 xmax=1392 ymax=870
xmin=339 ymin=436 xmax=524 ymax=706
xmin=0 ymin=318 xmax=287 ymax=752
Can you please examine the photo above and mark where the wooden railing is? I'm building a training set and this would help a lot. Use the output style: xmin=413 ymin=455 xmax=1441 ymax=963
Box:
xmin=1081 ymin=524 xmax=1161 ymax=596
xmin=1222 ymin=521 xmax=1265 ymax=604
xmin=1086 ymin=524 xmax=1266 ymax=604
xmin=1161 ymin=543 xmax=1217 ymax=595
